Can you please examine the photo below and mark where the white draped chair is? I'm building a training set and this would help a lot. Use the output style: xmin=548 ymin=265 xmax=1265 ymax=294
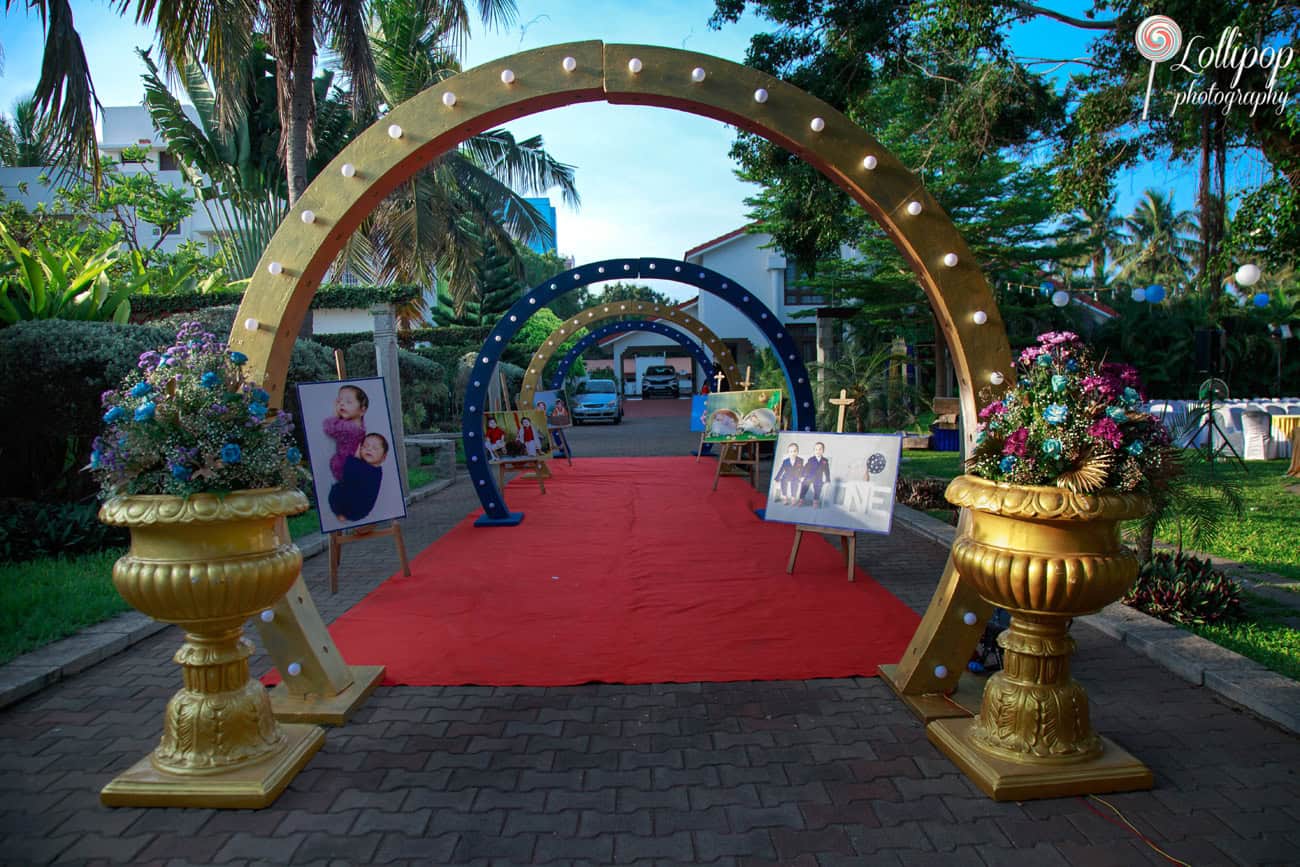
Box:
xmin=1241 ymin=410 xmax=1277 ymax=461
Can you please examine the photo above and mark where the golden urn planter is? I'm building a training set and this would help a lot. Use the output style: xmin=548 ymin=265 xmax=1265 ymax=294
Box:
xmin=927 ymin=474 xmax=1153 ymax=801
xmin=98 ymin=488 xmax=324 ymax=808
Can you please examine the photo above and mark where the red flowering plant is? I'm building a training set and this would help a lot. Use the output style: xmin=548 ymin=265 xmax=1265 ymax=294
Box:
xmin=965 ymin=331 xmax=1181 ymax=494
xmin=90 ymin=322 xmax=306 ymax=499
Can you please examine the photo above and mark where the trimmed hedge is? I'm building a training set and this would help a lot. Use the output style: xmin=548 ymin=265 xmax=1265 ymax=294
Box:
xmin=130 ymin=283 xmax=422 ymax=319
xmin=342 ymin=341 xmax=450 ymax=432
xmin=0 ymin=500 xmax=127 ymax=563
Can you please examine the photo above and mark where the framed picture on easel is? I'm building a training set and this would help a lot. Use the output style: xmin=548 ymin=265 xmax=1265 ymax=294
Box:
xmin=297 ymin=376 xmax=409 ymax=535
xmin=763 ymin=432 xmax=903 ymax=535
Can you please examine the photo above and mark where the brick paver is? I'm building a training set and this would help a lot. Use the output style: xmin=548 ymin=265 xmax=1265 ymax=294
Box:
xmin=1 ymin=401 xmax=1298 ymax=865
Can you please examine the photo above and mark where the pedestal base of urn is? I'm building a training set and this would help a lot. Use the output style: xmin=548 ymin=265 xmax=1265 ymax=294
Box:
xmin=927 ymin=716 xmax=1153 ymax=801
xmin=100 ymin=723 xmax=324 ymax=808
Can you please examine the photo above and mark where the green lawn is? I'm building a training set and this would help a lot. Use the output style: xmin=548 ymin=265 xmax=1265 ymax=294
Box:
xmin=1189 ymin=592 xmax=1300 ymax=681
xmin=0 ymin=549 xmax=130 ymax=664
xmin=899 ymin=449 xmax=963 ymax=481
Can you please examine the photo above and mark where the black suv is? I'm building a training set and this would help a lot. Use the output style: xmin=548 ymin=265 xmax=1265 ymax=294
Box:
xmin=640 ymin=364 xmax=680 ymax=398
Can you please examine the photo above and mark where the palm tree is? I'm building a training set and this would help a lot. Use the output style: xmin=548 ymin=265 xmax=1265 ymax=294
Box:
xmin=1061 ymin=197 xmax=1123 ymax=289
xmin=16 ymin=0 xmax=512 ymax=201
xmin=1113 ymin=189 xmax=1199 ymax=290
xmin=0 ymin=97 xmax=57 ymax=166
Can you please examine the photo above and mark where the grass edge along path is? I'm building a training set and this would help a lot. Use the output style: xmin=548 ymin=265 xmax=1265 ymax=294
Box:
xmin=0 ymin=465 xmax=442 ymax=666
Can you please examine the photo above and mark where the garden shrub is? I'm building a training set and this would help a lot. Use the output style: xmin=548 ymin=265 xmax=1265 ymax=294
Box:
xmin=342 ymin=341 xmax=449 ymax=432
xmin=895 ymin=477 xmax=951 ymax=511
xmin=1122 ymin=551 xmax=1245 ymax=626
xmin=0 ymin=320 xmax=171 ymax=500
xmin=0 ymin=500 xmax=128 ymax=563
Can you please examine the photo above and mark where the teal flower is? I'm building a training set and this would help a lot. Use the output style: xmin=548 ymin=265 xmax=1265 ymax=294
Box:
xmin=201 ymin=371 xmax=221 ymax=389
xmin=1127 ymin=440 xmax=1145 ymax=456
xmin=1122 ymin=387 xmax=1139 ymax=407
xmin=1035 ymin=353 xmax=1053 ymax=367
xmin=999 ymin=455 xmax=1018 ymax=473
xmin=1050 ymin=374 xmax=1069 ymax=393
xmin=1106 ymin=406 xmax=1127 ymax=424
xmin=170 ymin=463 xmax=191 ymax=481
xmin=133 ymin=401 xmax=156 ymax=422
xmin=221 ymin=443 xmax=242 ymax=464
xmin=248 ymin=402 xmax=268 ymax=419
xmin=1042 ymin=403 xmax=1068 ymax=424
xmin=286 ymin=447 xmax=302 ymax=465
xmin=103 ymin=406 xmax=126 ymax=424
xmin=975 ymin=432 xmax=987 ymax=446
xmin=251 ymin=388 xmax=270 ymax=404
xmin=130 ymin=381 xmax=153 ymax=398
xmin=89 ymin=450 xmax=102 ymax=469
xmin=229 ymin=351 xmax=248 ymax=366
xmin=1041 ymin=438 xmax=1063 ymax=458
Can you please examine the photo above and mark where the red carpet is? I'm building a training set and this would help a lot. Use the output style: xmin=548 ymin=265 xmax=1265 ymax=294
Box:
xmin=307 ymin=457 xmax=920 ymax=686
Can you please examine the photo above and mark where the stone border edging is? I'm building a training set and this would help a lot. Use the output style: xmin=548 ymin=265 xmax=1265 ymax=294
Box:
xmin=0 ymin=473 xmax=459 ymax=711
xmin=891 ymin=502 xmax=1300 ymax=736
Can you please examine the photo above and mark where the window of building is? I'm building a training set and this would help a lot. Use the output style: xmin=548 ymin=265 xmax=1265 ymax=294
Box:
xmin=785 ymin=324 xmax=817 ymax=364
xmin=783 ymin=262 xmax=825 ymax=307
xmin=159 ymin=151 xmax=179 ymax=171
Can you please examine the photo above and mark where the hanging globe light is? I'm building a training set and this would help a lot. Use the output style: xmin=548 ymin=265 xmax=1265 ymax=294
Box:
xmin=1051 ymin=290 xmax=1070 ymax=308
xmin=1145 ymin=284 xmax=1166 ymax=303
xmin=1235 ymin=263 xmax=1262 ymax=287
xmin=1253 ymin=292 xmax=1271 ymax=308
xmin=1130 ymin=286 xmax=1147 ymax=302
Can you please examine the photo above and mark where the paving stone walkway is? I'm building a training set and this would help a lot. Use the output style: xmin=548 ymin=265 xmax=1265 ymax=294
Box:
xmin=2 ymin=404 xmax=1298 ymax=865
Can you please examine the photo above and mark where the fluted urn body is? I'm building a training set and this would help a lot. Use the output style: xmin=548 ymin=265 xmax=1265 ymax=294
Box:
xmin=100 ymin=488 xmax=309 ymax=779
xmin=944 ymin=475 xmax=1149 ymax=764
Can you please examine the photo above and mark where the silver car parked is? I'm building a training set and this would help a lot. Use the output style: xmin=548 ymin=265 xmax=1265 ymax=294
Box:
xmin=570 ymin=379 xmax=623 ymax=424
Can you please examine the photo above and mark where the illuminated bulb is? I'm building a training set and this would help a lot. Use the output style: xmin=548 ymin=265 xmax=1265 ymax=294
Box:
xmin=260 ymin=609 xmax=274 ymax=622
xmin=562 ymin=56 xmax=577 ymax=72
xmin=340 ymin=162 xmax=356 ymax=177
xmin=300 ymin=209 xmax=316 ymax=224
xmin=990 ymin=371 xmax=1005 ymax=385
xmin=287 ymin=662 xmax=302 ymax=676
xmin=863 ymin=155 xmax=878 ymax=170
xmin=500 ymin=68 xmax=515 ymax=84
xmin=972 ymin=310 xmax=988 ymax=325
xmin=244 ymin=318 xmax=260 ymax=333
xmin=691 ymin=67 xmax=706 ymax=82
xmin=1051 ymin=290 xmax=1070 ymax=308
xmin=442 ymin=91 xmax=456 ymax=107
xmin=942 ymin=252 xmax=959 ymax=268
xmin=810 ymin=116 xmax=825 ymax=132
xmin=754 ymin=88 xmax=768 ymax=103
xmin=387 ymin=124 xmax=403 ymax=139
xmin=267 ymin=261 xmax=283 ymax=275
xmin=962 ymin=612 xmax=979 ymax=626
xmin=628 ymin=58 xmax=643 ymax=73
xmin=933 ymin=665 xmax=949 ymax=679
xmin=906 ymin=200 xmax=923 ymax=216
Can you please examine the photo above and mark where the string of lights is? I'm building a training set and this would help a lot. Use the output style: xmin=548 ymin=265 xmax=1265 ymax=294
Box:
xmin=995 ymin=263 xmax=1274 ymax=310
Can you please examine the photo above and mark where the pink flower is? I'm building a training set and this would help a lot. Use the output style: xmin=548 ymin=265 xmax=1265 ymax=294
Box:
xmin=1019 ymin=346 xmax=1046 ymax=365
xmin=1038 ymin=331 xmax=1081 ymax=347
xmin=1002 ymin=427 xmax=1029 ymax=457
xmin=979 ymin=401 xmax=1006 ymax=420
xmin=1088 ymin=417 xmax=1124 ymax=449
xmin=1082 ymin=375 xmax=1118 ymax=401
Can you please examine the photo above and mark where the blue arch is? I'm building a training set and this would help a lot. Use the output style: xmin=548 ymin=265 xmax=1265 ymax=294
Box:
xmin=550 ymin=320 xmax=716 ymax=391
xmin=463 ymin=257 xmax=817 ymax=525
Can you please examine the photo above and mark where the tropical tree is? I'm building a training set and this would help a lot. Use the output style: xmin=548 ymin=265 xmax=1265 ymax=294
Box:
xmin=1060 ymin=197 xmax=1123 ymax=289
xmin=1112 ymin=189 xmax=1198 ymax=290
xmin=0 ymin=97 xmax=57 ymax=167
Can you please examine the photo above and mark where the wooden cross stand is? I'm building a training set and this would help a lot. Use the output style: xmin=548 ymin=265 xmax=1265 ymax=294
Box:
xmin=327 ymin=350 xmax=411 ymax=594
xmin=712 ymin=366 xmax=760 ymax=490
xmin=694 ymin=369 xmax=729 ymax=462
xmin=787 ymin=389 xmax=857 ymax=582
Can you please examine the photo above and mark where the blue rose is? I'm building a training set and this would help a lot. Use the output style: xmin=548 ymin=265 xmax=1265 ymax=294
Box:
xmin=1042 ymin=438 xmax=1063 ymax=458
xmin=89 ymin=450 xmax=102 ymax=469
xmin=201 ymin=371 xmax=222 ymax=389
xmin=1043 ymin=403 xmax=1068 ymax=424
xmin=1050 ymin=374 xmax=1069 ymax=393
xmin=221 ymin=443 xmax=242 ymax=464
xmin=1018 ymin=377 xmax=1031 ymax=387
xmin=998 ymin=455 xmax=1018 ymax=473
xmin=286 ymin=447 xmax=302 ymax=465
xmin=1107 ymin=406 xmax=1127 ymax=424
xmin=170 ymin=463 xmax=191 ymax=481
xmin=134 ymin=401 xmax=156 ymax=422
xmin=103 ymin=406 xmax=126 ymax=424
xmin=1036 ymin=353 xmax=1053 ymax=367
xmin=1066 ymin=357 xmax=1079 ymax=372
xmin=251 ymin=388 xmax=270 ymax=404
xmin=975 ymin=432 xmax=987 ymax=445
xmin=1127 ymin=440 xmax=1145 ymax=456
xmin=1122 ymin=386 xmax=1140 ymax=407
xmin=229 ymin=351 xmax=248 ymax=365
xmin=248 ymin=402 xmax=268 ymax=418
xmin=130 ymin=381 xmax=153 ymax=398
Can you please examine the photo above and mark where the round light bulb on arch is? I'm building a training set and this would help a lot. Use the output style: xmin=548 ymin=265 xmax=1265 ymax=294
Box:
xmin=810 ymin=116 xmax=825 ymax=132
xmin=340 ymin=163 xmax=356 ymax=178
xmin=441 ymin=91 xmax=457 ymax=107
xmin=962 ymin=611 xmax=979 ymax=626
xmin=942 ymin=252 xmax=959 ymax=268
xmin=906 ymin=201 xmax=923 ymax=216
xmin=933 ymin=665 xmax=949 ymax=679
xmin=562 ymin=56 xmax=577 ymax=72
xmin=300 ymin=209 xmax=315 ymax=224
xmin=691 ymin=67 xmax=707 ymax=82
xmin=267 ymin=261 xmax=283 ymax=276
xmin=387 ymin=124 xmax=403 ymax=139
xmin=628 ymin=58 xmax=643 ymax=74
xmin=753 ymin=88 xmax=769 ymax=103
xmin=500 ymin=68 xmax=515 ymax=84
xmin=990 ymin=371 xmax=1005 ymax=385
xmin=972 ymin=310 xmax=988 ymax=325
xmin=863 ymin=155 xmax=878 ymax=170
xmin=243 ymin=318 xmax=260 ymax=332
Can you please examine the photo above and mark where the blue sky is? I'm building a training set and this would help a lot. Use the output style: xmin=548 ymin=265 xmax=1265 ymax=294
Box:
xmin=0 ymin=1 xmax=1243 ymax=300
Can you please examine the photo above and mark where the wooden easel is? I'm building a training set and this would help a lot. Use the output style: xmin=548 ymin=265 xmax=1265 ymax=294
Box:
xmin=711 ymin=366 xmax=761 ymax=490
xmin=327 ymin=350 xmax=411 ymax=594
xmin=787 ymin=389 xmax=857 ymax=582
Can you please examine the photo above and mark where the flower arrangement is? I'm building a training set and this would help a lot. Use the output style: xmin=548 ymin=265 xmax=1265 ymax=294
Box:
xmin=91 ymin=322 xmax=305 ymax=499
xmin=965 ymin=331 xmax=1180 ymax=494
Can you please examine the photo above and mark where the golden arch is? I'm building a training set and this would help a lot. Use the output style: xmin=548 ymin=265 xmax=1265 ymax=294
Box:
xmin=234 ymin=42 xmax=1011 ymax=717
xmin=517 ymin=302 xmax=741 ymax=407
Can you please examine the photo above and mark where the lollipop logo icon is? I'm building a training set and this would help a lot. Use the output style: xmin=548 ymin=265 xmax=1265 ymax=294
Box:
xmin=1136 ymin=15 xmax=1183 ymax=120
